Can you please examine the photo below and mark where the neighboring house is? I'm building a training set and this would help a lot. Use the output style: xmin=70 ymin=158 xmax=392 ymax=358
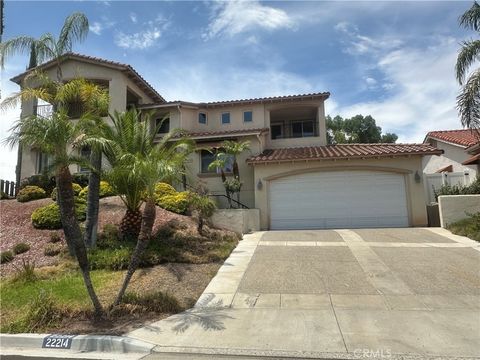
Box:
xmin=423 ymin=130 xmax=480 ymax=177
xmin=11 ymin=53 xmax=443 ymax=230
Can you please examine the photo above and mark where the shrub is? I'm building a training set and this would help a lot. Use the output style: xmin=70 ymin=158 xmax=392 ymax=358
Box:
xmin=0 ymin=250 xmax=14 ymax=264
xmin=31 ymin=198 xmax=87 ymax=229
xmin=72 ymin=172 xmax=89 ymax=187
xmin=50 ymin=183 xmax=82 ymax=201
xmin=79 ymin=181 xmax=115 ymax=199
xmin=17 ymin=186 xmax=47 ymax=203
xmin=156 ymin=191 xmax=191 ymax=214
xmin=154 ymin=182 xmax=176 ymax=200
xmin=44 ymin=243 xmax=62 ymax=256
xmin=12 ymin=242 xmax=30 ymax=255
xmin=189 ymin=193 xmax=216 ymax=235
xmin=122 ymin=291 xmax=182 ymax=313
xmin=49 ymin=232 xmax=62 ymax=243
xmin=88 ymin=247 xmax=133 ymax=270
xmin=12 ymin=260 xmax=36 ymax=283
xmin=97 ymin=224 xmax=122 ymax=249
xmin=19 ymin=174 xmax=56 ymax=196
xmin=1 ymin=191 xmax=10 ymax=200
xmin=434 ymin=176 xmax=480 ymax=200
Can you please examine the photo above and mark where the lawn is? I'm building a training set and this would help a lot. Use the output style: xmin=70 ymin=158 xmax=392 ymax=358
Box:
xmin=0 ymin=198 xmax=240 ymax=334
xmin=447 ymin=213 xmax=480 ymax=242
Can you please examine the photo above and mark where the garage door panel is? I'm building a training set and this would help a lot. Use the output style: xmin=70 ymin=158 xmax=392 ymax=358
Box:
xmin=269 ymin=170 xmax=409 ymax=230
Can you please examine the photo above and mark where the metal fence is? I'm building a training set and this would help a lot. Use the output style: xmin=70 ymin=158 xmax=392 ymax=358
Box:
xmin=0 ymin=179 xmax=17 ymax=197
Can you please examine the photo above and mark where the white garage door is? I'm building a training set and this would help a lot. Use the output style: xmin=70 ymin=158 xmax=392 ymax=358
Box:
xmin=269 ymin=170 xmax=409 ymax=230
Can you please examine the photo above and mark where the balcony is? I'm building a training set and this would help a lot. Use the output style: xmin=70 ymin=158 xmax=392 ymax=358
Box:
xmin=270 ymin=119 xmax=318 ymax=140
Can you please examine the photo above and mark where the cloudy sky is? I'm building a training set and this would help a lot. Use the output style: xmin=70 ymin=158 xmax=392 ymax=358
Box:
xmin=0 ymin=1 xmax=475 ymax=179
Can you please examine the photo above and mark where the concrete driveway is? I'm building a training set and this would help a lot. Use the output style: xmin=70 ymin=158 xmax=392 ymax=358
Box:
xmin=130 ymin=228 xmax=480 ymax=359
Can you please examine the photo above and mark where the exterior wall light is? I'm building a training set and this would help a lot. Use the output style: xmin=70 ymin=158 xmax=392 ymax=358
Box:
xmin=414 ymin=171 xmax=422 ymax=183
xmin=257 ymin=179 xmax=263 ymax=190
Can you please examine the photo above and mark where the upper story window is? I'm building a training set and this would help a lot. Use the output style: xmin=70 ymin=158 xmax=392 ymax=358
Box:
xmin=198 ymin=112 xmax=207 ymax=124
xmin=221 ymin=112 xmax=230 ymax=124
xmin=292 ymin=120 xmax=315 ymax=138
xmin=200 ymin=150 xmax=234 ymax=174
xmin=243 ymin=111 xmax=253 ymax=123
xmin=271 ymin=124 xmax=283 ymax=140
xmin=37 ymin=152 xmax=52 ymax=174
xmin=156 ymin=117 xmax=170 ymax=134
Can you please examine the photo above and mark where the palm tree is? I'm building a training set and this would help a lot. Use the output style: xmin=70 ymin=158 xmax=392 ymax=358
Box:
xmin=209 ymin=140 xmax=250 ymax=206
xmin=108 ymin=116 xmax=192 ymax=306
xmin=0 ymin=12 xmax=89 ymax=81
xmin=2 ymin=75 xmax=108 ymax=318
xmin=456 ymin=1 xmax=480 ymax=130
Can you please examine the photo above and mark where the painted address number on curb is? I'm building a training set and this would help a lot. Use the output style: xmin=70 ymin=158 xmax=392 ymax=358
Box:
xmin=42 ymin=334 xmax=76 ymax=349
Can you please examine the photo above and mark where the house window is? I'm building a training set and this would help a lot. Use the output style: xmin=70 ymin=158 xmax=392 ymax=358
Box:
xmin=292 ymin=120 xmax=315 ymax=138
xmin=221 ymin=112 xmax=230 ymax=124
xmin=243 ymin=111 xmax=253 ymax=122
xmin=271 ymin=124 xmax=283 ymax=140
xmin=200 ymin=150 xmax=234 ymax=174
xmin=79 ymin=147 xmax=91 ymax=172
xmin=198 ymin=112 xmax=207 ymax=124
xmin=156 ymin=117 xmax=170 ymax=133
xmin=37 ymin=152 xmax=51 ymax=174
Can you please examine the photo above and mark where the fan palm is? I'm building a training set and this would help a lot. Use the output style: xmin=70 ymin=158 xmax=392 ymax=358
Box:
xmin=0 ymin=12 xmax=89 ymax=81
xmin=456 ymin=1 xmax=480 ymax=130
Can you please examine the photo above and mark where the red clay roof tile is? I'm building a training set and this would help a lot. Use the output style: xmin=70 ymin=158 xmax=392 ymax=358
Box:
xmin=425 ymin=129 xmax=480 ymax=147
xmin=247 ymin=144 xmax=443 ymax=164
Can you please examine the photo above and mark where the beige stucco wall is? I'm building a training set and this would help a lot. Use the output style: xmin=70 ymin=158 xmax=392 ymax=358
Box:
xmin=184 ymin=135 xmax=261 ymax=209
xmin=438 ymin=194 xmax=480 ymax=227
xmin=18 ymin=59 xmax=157 ymax=180
xmin=252 ymin=156 xmax=427 ymax=230
xmin=422 ymin=141 xmax=477 ymax=177
xmin=211 ymin=209 xmax=260 ymax=234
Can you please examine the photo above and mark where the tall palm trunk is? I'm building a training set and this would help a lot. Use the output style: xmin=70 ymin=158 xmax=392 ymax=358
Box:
xmin=113 ymin=199 xmax=156 ymax=306
xmin=220 ymin=168 xmax=232 ymax=208
xmin=56 ymin=166 xmax=104 ymax=318
xmin=84 ymin=150 xmax=101 ymax=248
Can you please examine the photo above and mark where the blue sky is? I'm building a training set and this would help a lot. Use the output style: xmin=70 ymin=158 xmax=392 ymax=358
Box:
xmin=0 ymin=1 xmax=475 ymax=179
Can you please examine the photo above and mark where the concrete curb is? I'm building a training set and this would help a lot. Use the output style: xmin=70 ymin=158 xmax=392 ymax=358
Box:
xmin=151 ymin=345 xmax=480 ymax=360
xmin=0 ymin=333 xmax=155 ymax=359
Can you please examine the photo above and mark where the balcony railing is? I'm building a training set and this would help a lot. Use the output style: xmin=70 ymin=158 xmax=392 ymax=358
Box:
xmin=35 ymin=104 xmax=53 ymax=118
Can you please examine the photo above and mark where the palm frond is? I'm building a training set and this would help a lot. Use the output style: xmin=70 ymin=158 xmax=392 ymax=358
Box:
xmin=459 ymin=1 xmax=480 ymax=31
xmin=0 ymin=35 xmax=37 ymax=67
xmin=457 ymin=69 xmax=480 ymax=129
xmin=58 ymin=12 xmax=89 ymax=53
xmin=455 ymin=40 xmax=480 ymax=84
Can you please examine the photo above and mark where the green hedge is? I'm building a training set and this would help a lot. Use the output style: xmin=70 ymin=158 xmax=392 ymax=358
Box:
xmin=434 ymin=176 xmax=480 ymax=200
xmin=17 ymin=186 xmax=47 ymax=203
xmin=79 ymin=181 xmax=115 ymax=199
xmin=51 ymin=183 xmax=82 ymax=201
xmin=31 ymin=198 xmax=87 ymax=229
xmin=156 ymin=191 xmax=191 ymax=214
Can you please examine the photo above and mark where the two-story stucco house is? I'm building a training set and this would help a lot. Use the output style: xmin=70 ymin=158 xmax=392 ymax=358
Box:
xmin=423 ymin=130 xmax=480 ymax=177
xmin=11 ymin=53 xmax=443 ymax=230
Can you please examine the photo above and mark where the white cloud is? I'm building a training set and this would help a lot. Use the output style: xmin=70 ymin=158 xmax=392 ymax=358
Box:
xmin=115 ymin=30 xmax=161 ymax=50
xmin=114 ymin=14 xmax=169 ymax=50
xmin=335 ymin=21 xmax=403 ymax=55
xmin=203 ymin=0 xmax=295 ymax=39
xmin=89 ymin=22 xmax=103 ymax=35
xmin=130 ymin=12 xmax=138 ymax=24
xmin=364 ymin=77 xmax=377 ymax=87
xmin=334 ymin=32 xmax=462 ymax=143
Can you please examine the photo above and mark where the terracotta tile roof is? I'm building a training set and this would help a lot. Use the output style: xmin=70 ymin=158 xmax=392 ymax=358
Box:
xmin=10 ymin=52 xmax=165 ymax=103
xmin=425 ymin=129 xmax=480 ymax=147
xmin=186 ymin=128 xmax=269 ymax=139
xmin=140 ymin=92 xmax=330 ymax=108
xmin=247 ymin=144 xmax=443 ymax=164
